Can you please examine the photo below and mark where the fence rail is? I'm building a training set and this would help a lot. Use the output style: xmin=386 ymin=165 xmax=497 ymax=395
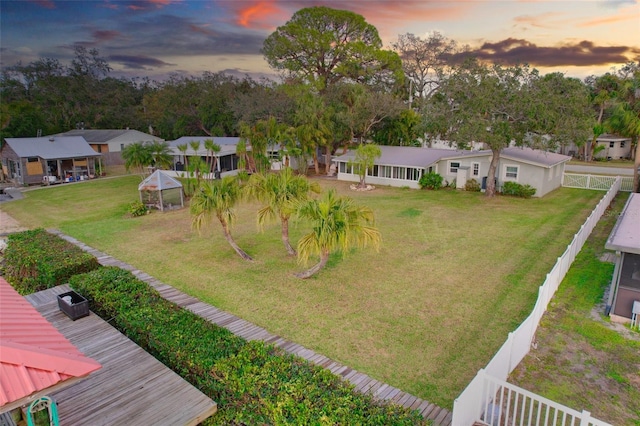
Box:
xmin=452 ymin=178 xmax=622 ymax=426
xmin=475 ymin=370 xmax=613 ymax=426
xmin=562 ymin=173 xmax=633 ymax=191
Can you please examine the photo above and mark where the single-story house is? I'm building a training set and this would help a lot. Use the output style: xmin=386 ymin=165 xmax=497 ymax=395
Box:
xmin=167 ymin=136 xmax=241 ymax=178
xmin=605 ymin=193 xmax=640 ymax=325
xmin=54 ymin=129 xmax=163 ymax=165
xmin=333 ymin=145 xmax=571 ymax=197
xmin=1 ymin=136 xmax=102 ymax=186
xmin=594 ymin=134 xmax=632 ymax=160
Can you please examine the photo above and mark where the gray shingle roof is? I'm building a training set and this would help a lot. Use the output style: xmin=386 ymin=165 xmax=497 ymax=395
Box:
xmin=501 ymin=147 xmax=571 ymax=167
xmin=57 ymin=129 xmax=129 ymax=142
xmin=4 ymin=136 xmax=101 ymax=160
xmin=334 ymin=145 xmax=570 ymax=169
xmin=334 ymin=145 xmax=479 ymax=168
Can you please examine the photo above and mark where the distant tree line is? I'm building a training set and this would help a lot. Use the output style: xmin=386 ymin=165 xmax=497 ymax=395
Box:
xmin=1 ymin=6 xmax=639 ymax=191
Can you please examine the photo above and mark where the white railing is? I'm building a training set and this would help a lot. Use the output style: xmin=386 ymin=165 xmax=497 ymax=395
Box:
xmin=473 ymin=370 xmax=613 ymax=426
xmin=563 ymin=173 xmax=633 ymax=191
xmin=452 ymin=178 xmax=621 ymax=425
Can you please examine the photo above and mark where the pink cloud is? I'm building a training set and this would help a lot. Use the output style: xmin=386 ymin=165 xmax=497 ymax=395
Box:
xmin=28 ymin=0 xmax=55 ymax=9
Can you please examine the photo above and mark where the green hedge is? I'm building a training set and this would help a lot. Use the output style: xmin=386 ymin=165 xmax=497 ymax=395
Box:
xmin=70 ymin=267 xmax=426 ymax=425
xmin=3 ymin=228 xmax=100 ymax=294
xmin=501 ymin=181 xmax=536 ymax=198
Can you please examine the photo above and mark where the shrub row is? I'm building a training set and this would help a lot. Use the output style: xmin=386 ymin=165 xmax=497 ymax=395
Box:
xmin=2 ymin=228 xmax=100 ymax=294
xmin=69 ymin=267 xmax=427 ymax=425
xmin=502 ymin=181 xmax=536 ymax=198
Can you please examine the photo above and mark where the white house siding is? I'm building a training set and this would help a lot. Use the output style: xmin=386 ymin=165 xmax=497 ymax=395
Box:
xmin=595 ymin=139 xmax=632 ymax=160
xmin=435 ymin=155 xmax=492 ymax=188
xmin=335 ymin=161 xmax=424 ymax=189
xmin=106 ymin=131 xmax=163 ymax=153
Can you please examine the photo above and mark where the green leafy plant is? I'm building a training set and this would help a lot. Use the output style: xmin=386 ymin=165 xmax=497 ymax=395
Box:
xmin=127 ymin=200 xmax=148 ymax=217
xmin=464 ymin=179 xmax=481 ymax=192
xmin=502 ymin=181 xmax=536 ymax=198
xmin=69 ymin=267 xmax=426 ymax=425
xmin=418 ymin=172 xmax=443 ymax=190
xmin=3 ymin=229 xmax=100 ymax=294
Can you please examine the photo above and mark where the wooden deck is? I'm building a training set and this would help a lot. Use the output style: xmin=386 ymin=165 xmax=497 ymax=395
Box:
xmin=25 ymin=286 xmax=217 ymax=426
xmin=51 ymin=230 xmax=452 ymax=425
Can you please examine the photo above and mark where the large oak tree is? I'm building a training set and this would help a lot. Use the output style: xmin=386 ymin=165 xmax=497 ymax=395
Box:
xmin=262 ymin=6 xmax=403 ymax=93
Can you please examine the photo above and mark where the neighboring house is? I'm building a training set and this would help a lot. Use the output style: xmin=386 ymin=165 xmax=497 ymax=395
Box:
xmin=1 ymin=136 xmax=102 ymax=186
xmin=594 ymin=134 xmax=632 ymax=160
xmin=605 ymin=193 xmax=640 ymax=325
xmin=167 ymin=136 xmax=241 ymax=177
xmin=333 ymin=145 xmax=571 ymax=197
xmin=0 ymin=277 xmax=101 ymax=413
xmin=55 ymin=129 xmax=163 ymax=165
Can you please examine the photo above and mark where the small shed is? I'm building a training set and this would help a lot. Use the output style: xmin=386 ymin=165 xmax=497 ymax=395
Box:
xmin=138 ymin=170 xmax=184 ymax=211
xmin=605 ymin=193 xmax=640 ymax=324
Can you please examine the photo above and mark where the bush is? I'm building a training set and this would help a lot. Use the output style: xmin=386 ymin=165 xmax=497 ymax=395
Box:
xmin=70 ymin=267 xmax=426 ymax=425
xmin=465 ymin=179 xmax=481 ymax=192
xmin=418 ymin=172 xmax=443 ymax=190
xmin=3 ymin=229 xmax=100 ymax=294
xmin=128 ymin=200 xmax=148 ymax=217
xmin=502 ymin=181 xmax=536 ymax=198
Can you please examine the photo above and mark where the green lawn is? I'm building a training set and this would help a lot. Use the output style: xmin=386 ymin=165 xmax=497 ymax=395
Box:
xmin=1 ymin=176 xmax=604 ymax=408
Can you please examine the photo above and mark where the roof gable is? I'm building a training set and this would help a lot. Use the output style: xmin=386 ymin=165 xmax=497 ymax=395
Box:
xmin=3 ymin=136 xmax=100 ymax=160
xmin=139 ymin=170 xmax=183 ymax=191
xmin=56 ymin=129 xmax=162 ymax=143
xmin=0 ymin=278 xmax=101 ymax=407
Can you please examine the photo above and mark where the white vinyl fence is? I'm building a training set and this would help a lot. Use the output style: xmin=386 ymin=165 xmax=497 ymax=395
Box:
xmin=563 ymin=173 xmax=634 ymax=192
xmin=452 ymin=178 xmax=622 ymax=426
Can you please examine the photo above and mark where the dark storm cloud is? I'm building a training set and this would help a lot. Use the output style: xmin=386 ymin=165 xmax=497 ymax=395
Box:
xmin=457 ymin=38 xmax=640 ymax=67
xmin=108 ymin=54 xmax=174 ymax=70
xmin=105 ymin=14 xmax=265 ymax=58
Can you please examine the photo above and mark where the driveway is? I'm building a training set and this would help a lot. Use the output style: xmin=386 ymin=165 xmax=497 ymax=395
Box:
xmin=565 ymin=164 xmax=634 ymax=176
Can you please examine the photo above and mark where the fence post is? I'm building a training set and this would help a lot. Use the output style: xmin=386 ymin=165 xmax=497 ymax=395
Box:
xmin=579 ymin=410 xmax=591 ymax=426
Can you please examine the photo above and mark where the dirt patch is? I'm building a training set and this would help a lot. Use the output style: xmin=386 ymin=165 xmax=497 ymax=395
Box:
xmin=0 ymin=210 xmax=27 ymax=235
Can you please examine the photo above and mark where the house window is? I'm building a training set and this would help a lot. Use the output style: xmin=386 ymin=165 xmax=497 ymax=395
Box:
xmin=621 ymin=141 xmax=625 ymax=148
xmin=379 ymin=165 xmax=392 ymax=178
xmin=472 ymin=163 xmax=480 ymax=177
xmin=407 ymin=168 xmax=420 ymax=181
xmin=449 ymin=161 xmax=460 ymax=174
xmin=609 ymin=141 xmax=615 ymax=148
xmin=504 ymin=165 xmax=519 ymax=180
xmin=370 ymin=165 xmax=379 ymax=176
xmin=121 ymin=143 xmax=125 ymax=151
xmin=392 ymin=167 xmax=406 ymax=179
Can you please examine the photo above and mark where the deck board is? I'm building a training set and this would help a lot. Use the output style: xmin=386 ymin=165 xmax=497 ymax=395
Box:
xmin=24 ymin=286 xmax=217 ymax=426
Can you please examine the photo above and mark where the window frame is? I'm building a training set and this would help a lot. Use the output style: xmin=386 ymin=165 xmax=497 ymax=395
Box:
xmin=503 ymin=164 xmax=519 ymax=181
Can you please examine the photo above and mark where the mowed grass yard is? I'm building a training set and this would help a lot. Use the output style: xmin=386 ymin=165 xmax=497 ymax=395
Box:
xmin=0 ymin=175 xmax=604 ymax=408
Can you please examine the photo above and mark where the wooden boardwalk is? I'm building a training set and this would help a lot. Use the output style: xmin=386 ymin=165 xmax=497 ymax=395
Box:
xmin=25 ymin=286 xmax=217 ymax=426
xmin=51 ymin=230 xmax=453 ymax=425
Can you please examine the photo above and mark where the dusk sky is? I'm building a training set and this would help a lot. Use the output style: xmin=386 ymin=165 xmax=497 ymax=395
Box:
xmin=1 ymin=0 xmax=639 ymax=82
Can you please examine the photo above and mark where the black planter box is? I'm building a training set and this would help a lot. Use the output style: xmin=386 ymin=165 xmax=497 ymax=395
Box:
xmin=57 ymin=290 xmax=89 ymax=320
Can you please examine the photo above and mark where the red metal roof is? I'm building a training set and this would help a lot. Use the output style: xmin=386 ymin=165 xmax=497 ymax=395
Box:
xmin=0 ymin=278 xmax=101 ymax=407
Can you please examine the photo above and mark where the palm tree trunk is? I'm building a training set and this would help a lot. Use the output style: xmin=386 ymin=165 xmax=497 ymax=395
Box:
xmin=220 ymin=220 xmax=253 ymax=261
xmin=281 ymin=216 xmax=296 ymax=256
xmin=295 ymin=250 xmax=329 ymax=279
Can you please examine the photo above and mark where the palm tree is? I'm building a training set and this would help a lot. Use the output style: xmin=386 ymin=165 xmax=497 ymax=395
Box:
xmin=190 ymin=176 xmax=253 ymax=261
xmin=294 ymin=189 xmax=381 ymax=279
xmin=121 ymin=141 xmax=151 ymax=177
xmin=148 ymin=141 xmax=173 ymax=170
xmin=204 ymin=138 xmax=221 ymax=177
xmin=176 ymin=143 xmax=188 ymax=171
xmin=246 ymin=167 xmax=321 ymax=256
